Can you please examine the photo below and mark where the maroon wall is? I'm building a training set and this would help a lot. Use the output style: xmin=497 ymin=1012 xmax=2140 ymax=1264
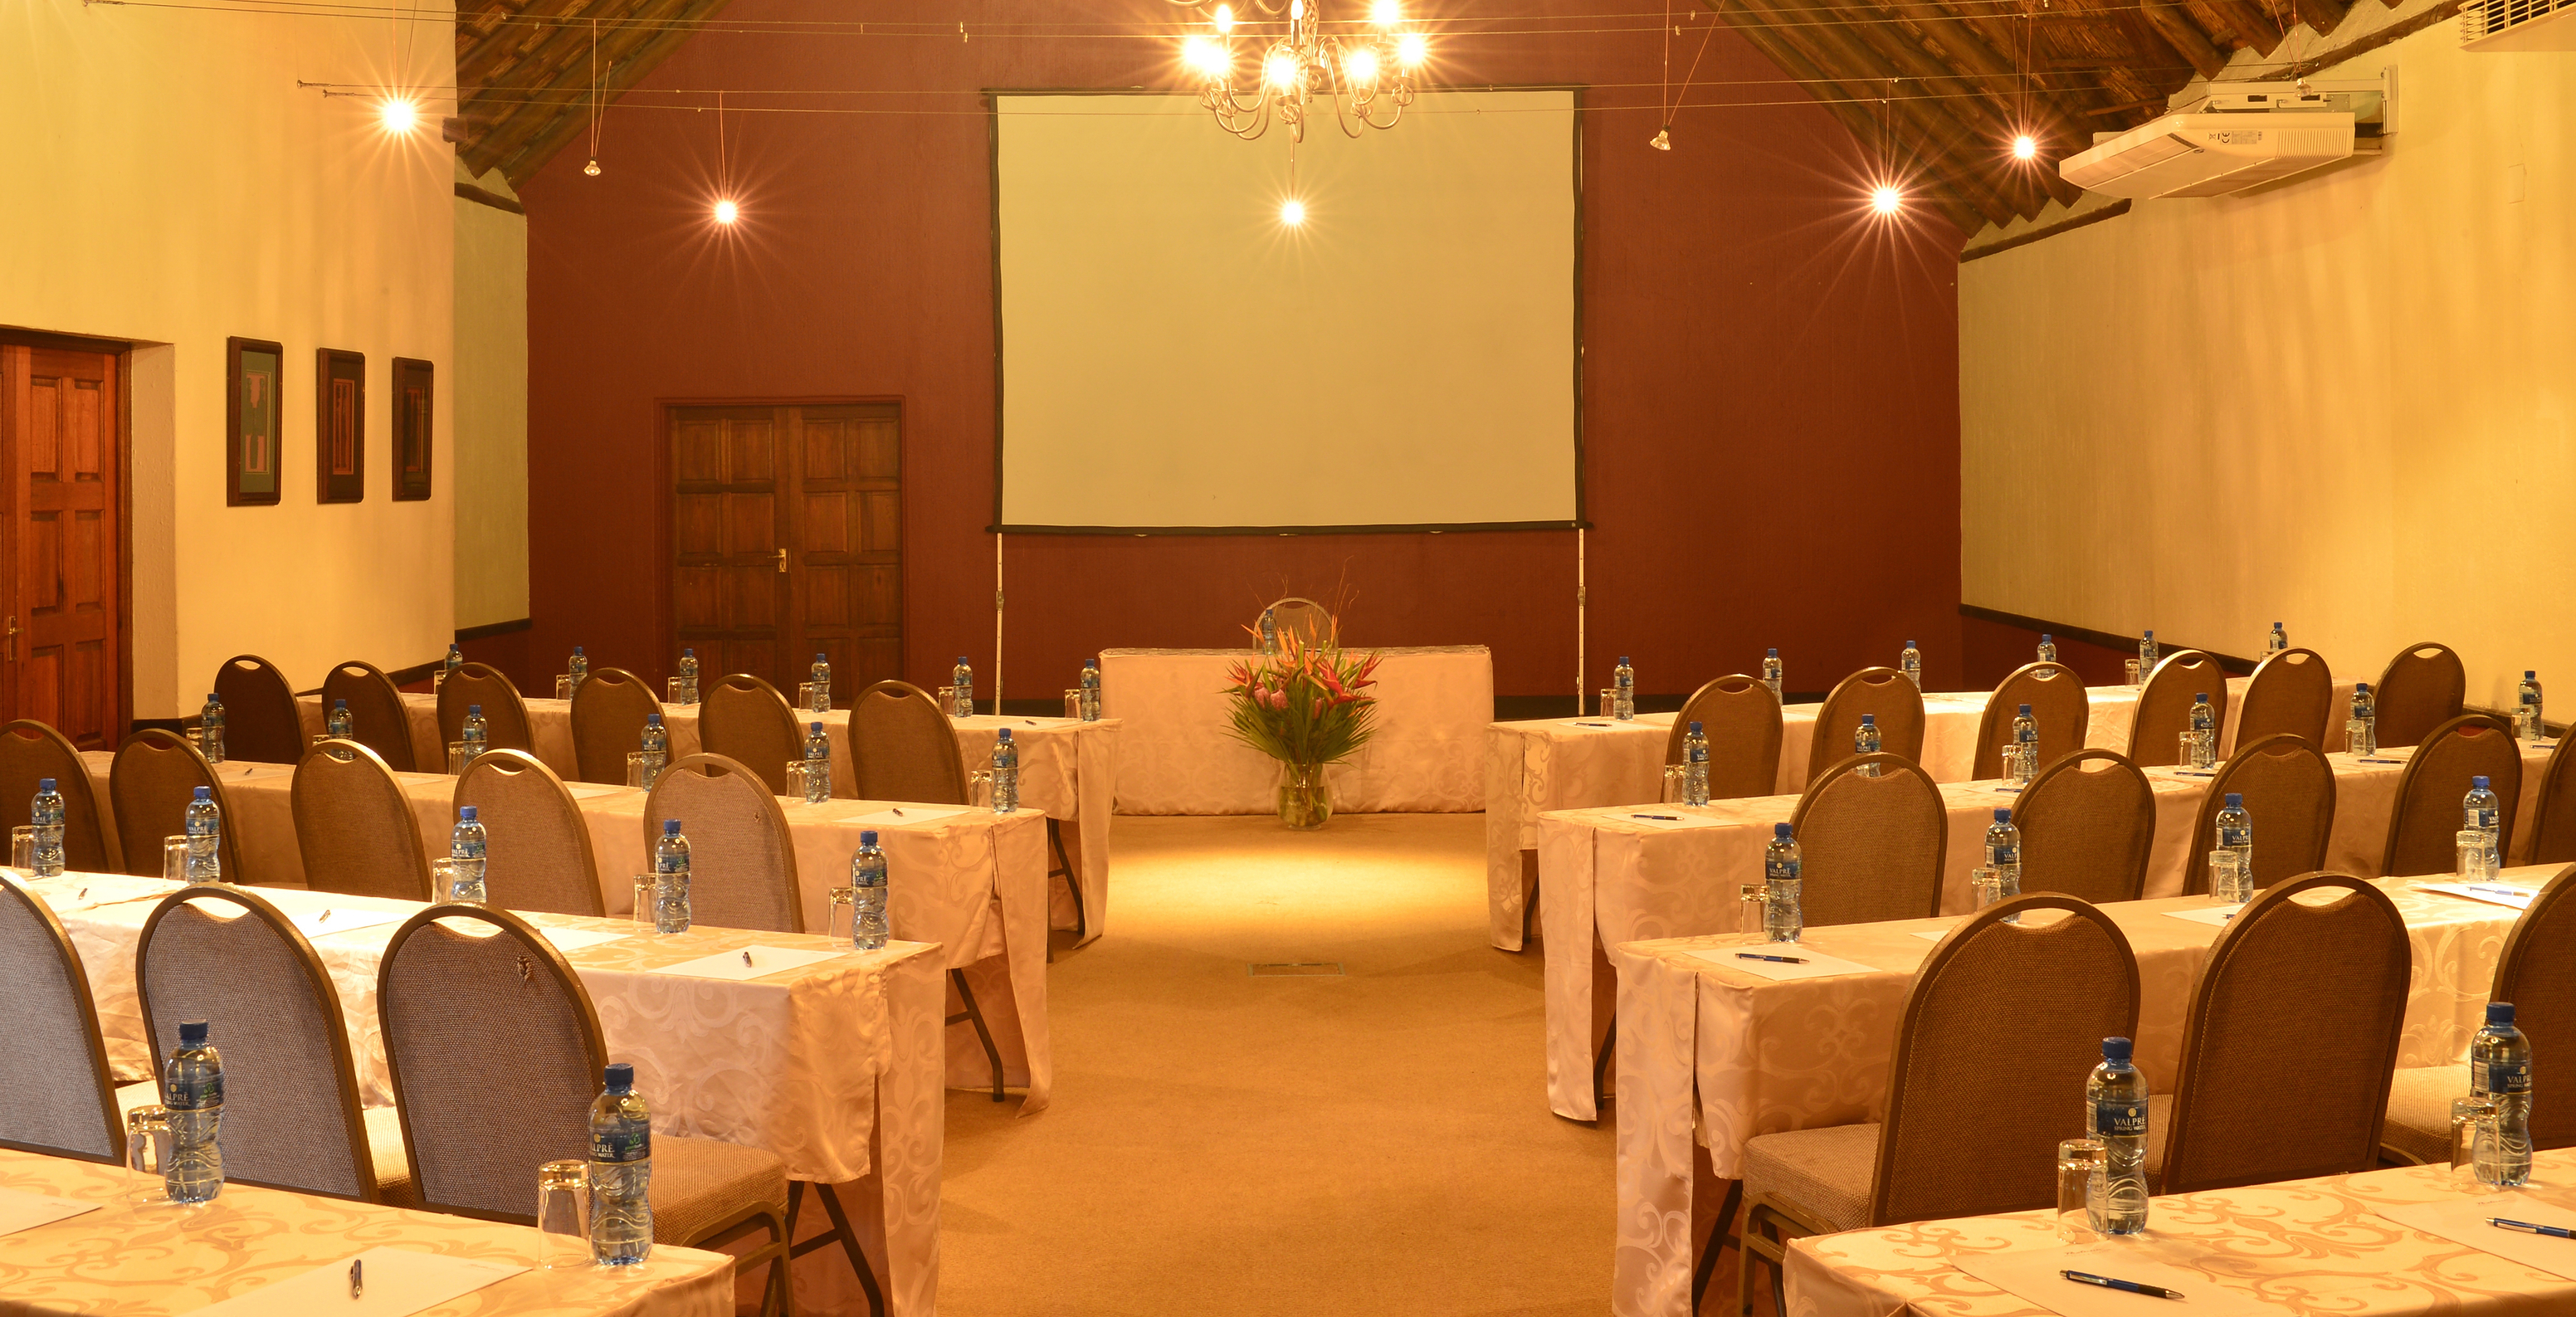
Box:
xmin=520 ymin=1 xmax=1964 ymax=702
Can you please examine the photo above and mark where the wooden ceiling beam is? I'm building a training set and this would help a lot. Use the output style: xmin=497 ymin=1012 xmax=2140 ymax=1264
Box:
xmin=2291 ymin=0 xmax=2349 ymax=35
xmin=2139 ymin=1 xmax=2230 ymax=78
xmin=456 ymin=0 xmax=719 ymax=178
xmin=495 ymin=0 xmax=731 ymax=184
xmin=1813 ymin=2 xmax=2087 ymax=209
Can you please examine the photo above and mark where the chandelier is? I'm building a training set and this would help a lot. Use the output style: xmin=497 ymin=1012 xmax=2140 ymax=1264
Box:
xmin=1176 ymin=0 xmax=1431 ymax=143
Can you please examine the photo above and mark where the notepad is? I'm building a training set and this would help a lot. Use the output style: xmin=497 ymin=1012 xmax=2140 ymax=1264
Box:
xmin=846 ymin=805 xmax=973 ymax=828
xmin=185 ymin=1246 xmax=527 ymax=1316
xmin=1615 ymin=811 xmax=1725 ymax=831
xmin=1955 ymin=1241 xmax=2272 ymax=1316
xmin=1685 ymin=946 xmax=1882 ymax=981
xmin=1558 ymin=719 xmax=1634 ymax=730
xmin=22 ymin=875 xmax=178 ymax=912
xmin=2374 ymin=1193 xmax=2576 ymax=1280
xmin=564 ymin=783 xmax=629 ymax=800
xmin=0 ymin=1188 xmax=95 ymax=1238
xmin=537 ymin=926 xmax=629 ymax=954
xmin=276 ymin=906 xmax=407 ymax=939
xmin=2415 ymin=882 xmax=2538 ymax=911
xmin=646 ymin=945 xmax=843 ymax=982
xmin=2163 ymin=905 xmax=2244 ymax=927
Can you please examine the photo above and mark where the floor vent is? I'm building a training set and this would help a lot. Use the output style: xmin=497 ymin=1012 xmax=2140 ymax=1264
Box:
xmin=1247 ymin=962 xmax=1345 ymax=977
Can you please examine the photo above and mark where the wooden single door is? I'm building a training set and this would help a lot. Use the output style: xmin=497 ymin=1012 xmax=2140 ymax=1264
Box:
xmin=671 ymin=402 xmax=900 ymax=698
xmin=2 ymin=340 xmax=123 ymax=747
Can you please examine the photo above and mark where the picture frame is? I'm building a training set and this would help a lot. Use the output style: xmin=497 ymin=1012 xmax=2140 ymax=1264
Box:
xmin=392 ymin=357 xmax=432 ymax=501
xmin=225 ymin=337 xmax=283 ymax=506
xmin=316 ymin=348 xmax=366 ymax=504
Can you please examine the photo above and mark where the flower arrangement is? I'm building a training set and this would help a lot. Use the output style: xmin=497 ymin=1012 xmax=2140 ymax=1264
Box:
xmin=1224 ymin=621 xmax=1381 ymax=828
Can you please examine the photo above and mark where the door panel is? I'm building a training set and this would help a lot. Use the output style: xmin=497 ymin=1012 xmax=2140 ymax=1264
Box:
xmin=4 ymin=342 xmax=123 ymax=748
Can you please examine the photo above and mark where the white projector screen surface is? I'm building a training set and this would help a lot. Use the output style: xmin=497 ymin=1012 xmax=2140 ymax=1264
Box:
xmin=993 ymin=90 xmax=1580 ymax=531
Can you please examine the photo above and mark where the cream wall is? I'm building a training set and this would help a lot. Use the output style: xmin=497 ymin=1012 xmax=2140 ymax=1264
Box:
xmin=453 ymin=163 xmax=530 ymax=630
xmin=1960 ymin=15 xmax=2576 ymax=709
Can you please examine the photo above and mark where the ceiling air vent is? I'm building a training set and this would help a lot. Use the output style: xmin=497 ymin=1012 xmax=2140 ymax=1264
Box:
xmin=2462 ymin=0 xmax=2576 ymax=51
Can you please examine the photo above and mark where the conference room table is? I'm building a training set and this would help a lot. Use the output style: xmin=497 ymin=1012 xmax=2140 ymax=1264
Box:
xmin=1100 ymin=645 xmax=1491 ymax=814
xmin=77 ymin=753 xmax=1057 ymax=1110
xmin=15 ymin=872 xmax=945 ymax=1315
xmin=1539 ymin=737 xmax=2556 ymax=1120
xmin=0 ymin=1146 xmax=739 ymax=1315
xmin=1604 ymin=868 xmax=2552 ymax=1317
xmin=295 ymin=690 xmax=1118 ymax=945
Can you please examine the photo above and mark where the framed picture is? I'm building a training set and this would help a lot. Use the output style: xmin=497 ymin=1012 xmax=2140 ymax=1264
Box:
xmin=225 ymin=337 xmax=283 ymax=506
xmin=392 ymin=357 xmax=432 ymax=501
xmin=316 ymin=348 xmax=365 ymax=504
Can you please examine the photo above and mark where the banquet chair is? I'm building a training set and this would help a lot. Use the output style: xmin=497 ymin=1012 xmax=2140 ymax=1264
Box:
xmin=699 ymin=675 xmax=802 ymax=796
xmin=1 ymin=719 xmax=119 ymax=874
xmin=212 ymin=654 xmax=307 ymax=765
xmin=2379 ymin=863 xmax=2576 ymax=1163
xmin=2382 ymin=714 xmax=2521 ymax=878
xmin=1263 ymin=597 xmax=1332 ymax=647
xmin=136 ymin=885 xmax=407 ymax=1203
xmin=569 ymin=666 xmax=663 ymax=786
xmin=2183 ymin=734 xmax=2336 ymax=895
xmin=2232 ymin=647 xmax=2334 ymax=753
xmin=292 ymin=739 xmax=432 ymax=902
xmin=109 ymin=730 xmax=247 ymax=884
xmin=1806 ymin=669 xmax=1925 ymax=788
xmin=375 ymin=905 xmax=793 ymax=1315
xmin=2013 ymin=751 xmax=2153 ymax=905
xmin=1736 ymin=895 xmax=2139 ymax=1315
xmin=2526 ymin=734 xmax=2576 ymax=866
xmin=454 ymin=750 xmax=603 ymax=917
xmin=2374 ymin=641 xmax=2467 ymax=749
xmin=1972 ymin=662 xmax=2089 ymax=783
xmin=1787 ymin=754 xmax=1946 ymax=925
xmin=642 ymin=754 xmax=804 ymax=934
xmin=1666 ymin=675 xmax=1781 ymax=801
xmin=848 ymin=680 xmax=969 ymax=804
xmin=322 ymin=660 xmax=418 ymax=772
xmin=2127 ymin=650 xmax=2228 ymax=768
xmin=2153 ymin=873 xmax=2408 ymax=1194
xmin=436 ymin=661 xmax=535 ymax=762
xmin=0 ymin=876 xmax=124 ymax=1164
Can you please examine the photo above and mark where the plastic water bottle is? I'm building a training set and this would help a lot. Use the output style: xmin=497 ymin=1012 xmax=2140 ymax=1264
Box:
xmin=325 ymin=699 xmax=354 ymax=739
xmin=29 ymin=778 xmax=66 ymax=878
xmin=461 ymin=704 xmax=488 ymax=763
xmin=2213 ymin=793 xmax=2253 ymax=903
xmin=1761 ymin=648 xmax=1783 ymax=703
xmin=587 ymin=1062 xmax=653 ymax=1265
xmin=1900 ymin=640 xmax=1922 ymax=690
xmin=1612 ymin=656 xmax=1636 ymax=721
xmin=2087 ymin=1037 xmax=2149 ymax=1235
xmin=1982 ymin=808 xmax=2022 ymax=916
xmin=676 ymin=648 xmax=700 ymax=705
xmin=568 ymin=646 xmax=589 ymax=695
xmin=2011 ymin=703 xmax=2038 ymax=784
xmin=1681 ymin=721 xmax=1710 ymax=807
xmin=163 ymin=1020 xmax=224 ymax=1204
xmin=992 ymin=729 xmax=1020 ymax=812
xmin=1259 ymin=609 xmax=1279 ymax=656
xmin=951 ymin=656 xmax=973 ymax=717
xmin=2463 ymin=775 xmax=2503 ymax=879
xmin=2268 ymin=622 xmax=2288 ymax=654
xmin=2349 ymin=682 xmax=2378 ymax=757
xmin=803 ymin=722 xmax=832 ymax=804
xmin=1854 ymin=714 xmax=1882 ymax=776
xmin=2472 ymin=1002 xmax=2533 ymax=1187
xmin=447 ymin=806 xmax=488 ymax=903
xmin=849 ymin=829 xmax=889 ymax=950
xmin=2138 ymin=630 xmax=2159 ymax=674
xmin=2520 ymin=671 xmax=2544 ymax=742
xmin=199 ymin=692 xmax=226 ymax=764
xmin=651 ymin=820 xmax=690 ymax=934
xmin=2037 ymin=634 xmax=2058 ymax=664
xmin=808 ymin=652 xmax=832 ymax=713
xmin=444 ymin=643 xmax=465 ymax=676
xmin=1081 ymin=659 xmax=1103 ymax=722
xmin=1763 ymin=822 xmax=1802 ymax=944
xmin=2188 ymin=692 xmax=2217 ymax=769
xmin=184 ymin=787 xmax=221 ymax=882
xmin=638 ymin=713 xmax=668 ymax=783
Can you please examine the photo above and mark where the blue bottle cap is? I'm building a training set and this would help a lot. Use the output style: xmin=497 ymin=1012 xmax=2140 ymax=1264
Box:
xmin=683 ymin=647 xmax=695 ymax=656
xmin=193 ymin=786 xmax=210 ymax=801
xmin=2196 ymin=692 xmax=2208 ymax=701
xmin=2356 ymin=681 xmax=2370 ymax=692
xmin=2474 ymin=775 xmax=2491 ymax=788
xmin=179 ymin=1021 xmax=209 ymax=1044
xmin=1086 ymin=658 xmax=1099 ymax=668
xmin=1773 ymin=822 xmax=1792 ymax=838
xmin=459 ymin=805 xmax=477 ymax=821
xmin=334 ymin=699 xmax=348 ymax=710
xmin=958 ymin=656 xmax=969 ymax=664
xmin=1689 ymin=720 xmax=1703 ymax=734
xmin=1905 ymin=640 xmax=1917 ymax=648
xmin=469 ymin=704 xmax=482 ymax=716
xmin=37 ymin=778 xmax=54 ymax=791
xmin=2041 ymin=634 xmax=2052 ymax=642
xmin=2018 ymin=703 xmax=2032 ymax=715
xmin=2224 ymin=793 xmax=2242 ymax=807
xmin=2102 ymin=1036 xmax=2132 ymax=1061
xmin=1618 ymin=656 xmax=1630 ymax=665
xmin=2143 ymin=630 xmax=2154 ymax=638
xmin=1860 ymin=715 xmax=1875 ymax=725
xmin=1766 ymin=647 xmax=1778 ymax=657
xmin=998 ymin=728 xmax=1013 ymax=741
xmin=1993 ymin=808 xmax=2011 ymax=822
xmin=2529 ymin=671 xmax=2538 ymax=679
xmin=2489 ymin=1002 xmax=2516 ymax=1026
xmin=574 ymin=646 xmax=585 ymax=656
xmin=861 ymin=829 xmax=879 ymax=846
xmin=646 ymin=713 xmax=661 ymax=725
xmin=604 ymin=1062 xmax=634 ymax=1091
xmin=207 ymin=693 xmax=219 ymax=702
xmin=662 ymin=819 xmax=682 ymax=836
xmin=810 ymin=722 xmax=824 ymax=734
xmin=816 ymin=653 xmax=827 ymax=662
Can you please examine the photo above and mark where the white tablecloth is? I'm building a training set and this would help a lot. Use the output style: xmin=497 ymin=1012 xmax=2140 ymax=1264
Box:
xmin=1100 ymin=646 xmax=1491 ymax=814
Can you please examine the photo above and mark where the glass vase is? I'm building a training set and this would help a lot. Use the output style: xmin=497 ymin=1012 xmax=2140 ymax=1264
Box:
xmin=1276 ymin=761 xmax=1332 ymax=831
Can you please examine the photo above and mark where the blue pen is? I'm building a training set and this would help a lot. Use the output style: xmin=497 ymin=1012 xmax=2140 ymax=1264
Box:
xmin=1735 ymin=952 xmax=1807 ymax=964
xmin=1632 ymin=813 xmax=1682 ymax=822
xmin=2490 ymin=1217 xmax=2576 ymax=1240
xmin=2061 ymin=1270 xmax=2183 ymax=1301
xmin=2465 ymin=885 xmax=2532 ymax=898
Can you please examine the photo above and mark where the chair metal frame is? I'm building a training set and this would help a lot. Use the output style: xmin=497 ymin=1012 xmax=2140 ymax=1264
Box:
xmin=0 ymin=874 xmax=125 ymax=1164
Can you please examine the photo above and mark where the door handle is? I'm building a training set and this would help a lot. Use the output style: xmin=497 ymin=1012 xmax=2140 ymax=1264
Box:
xmin=773 ymin=549 xmax=788 ymax=574
xmin=2 ymin=614 xmax=13 ymax=662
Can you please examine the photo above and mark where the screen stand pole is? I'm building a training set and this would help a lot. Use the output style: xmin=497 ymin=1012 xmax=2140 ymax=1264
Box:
xmin=994 ymin=534 xmax=1005 ymax=716
xmin=1575 ymin=527 xmax=1587 ymax=719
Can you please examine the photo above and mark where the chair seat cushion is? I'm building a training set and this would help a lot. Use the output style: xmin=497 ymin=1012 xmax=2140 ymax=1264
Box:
xmin=651 ymin=1135 xmax=788 ymax=1247
xmin=1743 ymin=1123 xmax=1878 ymax=1234
xmin=364 ymin=1106 xmax=417 ymax=1208
xmin=2381 ymin=1065 xmax=2464 ymax=1165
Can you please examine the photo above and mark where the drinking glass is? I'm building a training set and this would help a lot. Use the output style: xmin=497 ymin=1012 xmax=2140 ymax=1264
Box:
xmin=162 ymin=837 xmax=190 ymax=883
xmin=1739 ymin=885 xmax=1769 ymax=937
xmin=1661 ymin=766 xmax=1688 ymax=806
xmin=2124 ymin=658 xmax=2143 ymax=685
xmin=184 ymin=727 xmax=205 ymax=756
xmin=1064 ymin=690 xmax=1084 ymax=719
xmin=429 ymin=859 xmax=466 ymax=904
xmin=784 ymin=762 xmax=809 ymax=801
xmin=2458 ymin=830 xmax=2488 ymax=880
xmin=1971 ymin=867 xmax=2003 ymax=909
xmin=799 ymin=681 xmax=828 ymax=715
xmin=666 ymin=677 xmax=688 ymax=705
xmin=1999 ymin=747 xmax=2022 ymax=787
xmin=2208 ymin=850 xmax=2248 ymax=904
xmin=8 ymin=826 xmax=32 ymax=871
xmin=938 ymin=685 xmax=961 ymax=719
xmin=968 ymin=770 xmax=993 ymax=810
xmin=554 ymin=675 xmax=573 ymax=700
xmin=1598 ymin=689 xmax=1616 ymax=719
xmin=631 ymin=876 xmax=656 ymax=930
xmin=2452 ymin=1096 xmax=2498 ymax=1190
xmin=825 ymin=885 xmax=856 ymax=944
xmin=626 ymin=752 xmax=651 ymax=789
xmin=446 ymin=741 xmax=470 ymax=775
xmin=536 ymin=1159 xmax=589 ymax=1268
xmin=2056 ymin=1139 xmax=2105 ymax=1243
xmin=126 ymin=1106 xmax=173 ymax=1203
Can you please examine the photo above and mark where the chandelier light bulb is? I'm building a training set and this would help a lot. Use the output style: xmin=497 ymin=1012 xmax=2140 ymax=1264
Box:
xmin=583 ymin=159 xmax=602 ymax=177
xmin=1346 ymin=46 xmax=1379 ymax=87
xmin=714 ymin=198 xmax=739 ymax=224
xmin=1184 ymin=36 xmax=1228 ymax=78
xmin=1212 ymin=3 xmax=1235 ymax=34
xmin=1281 ymin=198 xmax=1306 ymax=226
xmin=1397 ymin=32 xmax=1428 ymax=68
xmin=2012 ymin=134 xmax=2038 ymax=161
xmin=1290 ymin=0 xmax=1304 ymax=19
xmin=1370 ymin=0 xmax=1403 ymax=26
xmin=1870 ymin=185 xmax=1902 ymax=216
xmin=1265 ymin=51 xmax=1300 ymax=89
xmin=378 ymin=95 xmax=418 ymax=134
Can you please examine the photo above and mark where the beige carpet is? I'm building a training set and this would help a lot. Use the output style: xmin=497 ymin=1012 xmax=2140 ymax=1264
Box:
xmin=934 ymin=813 xmax=1617 ymax=1316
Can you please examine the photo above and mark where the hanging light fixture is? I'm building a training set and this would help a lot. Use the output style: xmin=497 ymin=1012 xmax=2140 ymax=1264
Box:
xmin=1176 ymin=0 xmax=1428 ymax=142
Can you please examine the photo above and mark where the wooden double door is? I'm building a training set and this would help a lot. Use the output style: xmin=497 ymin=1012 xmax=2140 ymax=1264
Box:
xmin=1 ymin=338 xmax=123 ymax=748
xmin=670 ymin=402 xmax=901 ymax=700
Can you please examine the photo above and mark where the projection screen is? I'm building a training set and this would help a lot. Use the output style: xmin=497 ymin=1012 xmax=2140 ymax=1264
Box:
xmin=991 ymin=90 xmax=1581 ymax=533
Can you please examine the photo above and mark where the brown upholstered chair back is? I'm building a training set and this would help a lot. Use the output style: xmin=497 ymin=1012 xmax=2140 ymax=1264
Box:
xmin=1973 ymin=663 xmax=2090 ymax=783
xmin=212 ymin=654 xmax=305 ymax=765
xmin=108 ymin=731 xmax=246 ymax=883
xmin=642 ymin=754 xmax=802 ymax=934
xmin=436 ymin=662 xmax=534 ymax=759
xmin=1667 ymin=675 xmax=1783 ymax=801
xmin=848 ymin=680 xmax=968 ymax=805
xmin=454 ymin=750 xmax=603 ymax=917
xmin=699 ymin=675 xmax=801 ymax=796
xmin=1808 ymin=669 xmax=1925 ymax=788
xmin=1 ymin=719 xmax=117 ymax=874
xmin=2184 ymin=734 xmax=2337 ymax=895
xmin=322 ymin=661 xmax=417 ymax=773
xmin=1265 ymin=598 xmax=1333 ymax=648
xmin=2234 ymin=648 xmax=2333 ymax=752
xmin=0 ymin=876 xmax=122 ymax=1163
xmin=1871 ymin=894 xmax=2140 ymax=1227
xmin=1788 ymin=754 xmax=1947 ymax=926
xmin=2128 ymin=650 xmax=2228 ymax=768
xmin=137 ymin=885 xmax=379 ymax=1200
xmin=2014 ymin=750 xmax=2154 ymax=905
xmin=568 ymin=667 xmax=662 ymax=786
xmin=2493 ymin=865 xmax=2576 ymax=1150
xmin=378 ymin=905 xmax=607 ymax=1222
xmin=2161 ymin=873 xmax=2410 ymax=1193
xmin=2383 ymin=714 xmax=2522 ymax=878
xmin=2374 ymin=641 xmax=2467 ymax=749
xmin=2529 ymin=737 xmax=2576 ymax=867
xmin=292 ymin=740 xmax=432 ymax=902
